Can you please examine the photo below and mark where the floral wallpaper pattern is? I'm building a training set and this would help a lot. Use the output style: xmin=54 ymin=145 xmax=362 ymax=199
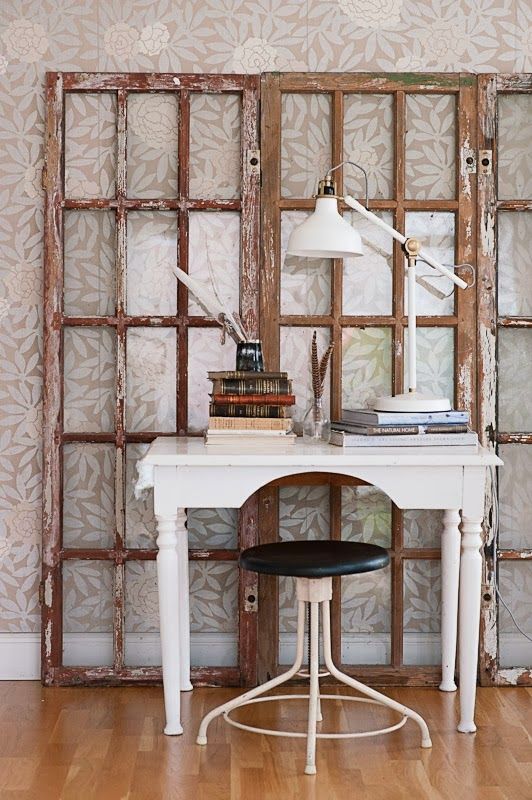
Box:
xmin=0 ymin=1 xmax=530 ymax=660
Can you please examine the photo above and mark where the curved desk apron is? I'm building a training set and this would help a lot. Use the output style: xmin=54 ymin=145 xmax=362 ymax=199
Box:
xmin=135 ymin=437 xmax=502 ymax=736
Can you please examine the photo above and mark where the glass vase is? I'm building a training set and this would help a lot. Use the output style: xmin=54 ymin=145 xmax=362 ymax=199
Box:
xmin=302 ymin=397 xmax=329 ymax=442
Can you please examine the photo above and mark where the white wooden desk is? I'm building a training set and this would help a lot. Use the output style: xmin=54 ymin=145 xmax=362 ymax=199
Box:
xmin=136 ymin=437 xmax=502 ymax=736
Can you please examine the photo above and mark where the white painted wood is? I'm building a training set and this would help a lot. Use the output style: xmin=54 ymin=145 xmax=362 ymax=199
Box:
xmin=155 ymin=513 xmax=183 ymax=735
xmin=176 ymin=508 xmax=193 ymax=692
xmin=439 ymin=509 xmax=461 ymax=692
xmin=458 ymin=515 xmax=484 ymax=733
xmin=136 ymin=437 xmax=502 ymax=737
xmin=305 ymin=601 xmax=320 ymax=774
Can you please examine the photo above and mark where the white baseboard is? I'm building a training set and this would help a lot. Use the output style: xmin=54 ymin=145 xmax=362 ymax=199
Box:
xmin=0 ymin=632 xmax=529 ymax=680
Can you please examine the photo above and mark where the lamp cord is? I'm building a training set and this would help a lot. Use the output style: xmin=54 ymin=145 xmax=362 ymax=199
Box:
xmin=326 ymin=160 xmax=369 ymax=210
xmin=490 ymin=464 xmax=532 ymax=644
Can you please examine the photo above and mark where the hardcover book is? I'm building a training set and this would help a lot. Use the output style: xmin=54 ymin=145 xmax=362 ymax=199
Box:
xmin=211 ymin=378 xmax=292 ymax=395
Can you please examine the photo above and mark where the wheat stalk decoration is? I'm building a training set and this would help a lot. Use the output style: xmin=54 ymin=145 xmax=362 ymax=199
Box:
xmin=311 ymin=330 xmax=334 ymax=401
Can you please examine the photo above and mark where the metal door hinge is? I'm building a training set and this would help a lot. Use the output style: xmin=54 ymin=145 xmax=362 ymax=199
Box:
xmin=244 ymin=582 xmax=258 ymax=613
xmin=246 ymin=149 xmax=260 ymax=176
xmin=461 ymin=148 xmax=476 ymax=175
xmin=478 ymin=149 xmax=492 ymax=175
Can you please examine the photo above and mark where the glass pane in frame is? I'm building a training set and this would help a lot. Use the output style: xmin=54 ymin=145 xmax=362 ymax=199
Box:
xmin=126 ymin=211 xmax=178 ymax=316
xmin=63 ymin=443 xmax=115 ymax=549
xmin=341 ymin=564 xmax=391 ymax=665
xmin=64 ymin=210 xmax=115 ymax=317
xmin=190 ymin=561 xmax=239 ymax=667
xmin=342 ymin=327 xmax=392 ymax=411
xmin=498 ymin=329 xmax=532 ymax=432
xmin=343 ymin=93 xmax=394 ymax=199
xmin=404 ymin=327 xmax=454 ymax=403
xmin=281 ymin=93 xmax=332 ymax=198
xmin=281 ymin=211 xmax=331 ymax=315
xmin=404 ymin=212 xmax=455 ymax=316
xmin=187 ymin=508 xmax=238 ymax=549
xmin=124 ymin=560 xmax=160 ymax=666
xmin=498 ymin=445 xmax=532 ymax=551
xmin=63 ymin=560 xmax=114 ymax=666
xmin=64 ymin=93 xmax=116 ymax=199
xmin=341 ymin=485 xmax=391 ymax=549
xmin=342 ymin=211 xmax=393 ymax=316
xmin=405 ymin=94 xmax=456 ymax=200
xmin=189 ymin=93 xmax=241 ymax=199
xmin=497 ymin=94 xmax=532 ymax=200
xmin=63 ymin=327 xmax=116 ymax=433
xmin=127 ymin=93 xmax=179 ymax=198
xmin=498 ymin=212 xmax=532 ymax=317
xmin=498 ymin=561 xmax=532 ymax=668
xmin=188 ymin=212 xmax=240 ymax=316
xmin=126 ymin=328 xmax=177 ymax=432
xmin=403 ymin=559 xmax=441 ymax=666
xmin=188 ymin=328 xmax=236 ymax=433
xmin=125 ymin=443 xmax=157 ymax=549
xmin=403 ymin=510 xmax=443 ymax=549
xmin=280 ymin=326 xmax=331 ymax=431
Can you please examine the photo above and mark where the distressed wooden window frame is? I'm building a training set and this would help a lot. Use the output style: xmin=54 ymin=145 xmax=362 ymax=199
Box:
xmin=259 ymin=72 xmax=478 ymax=686
xmin=478 ymin=74 xmax=532 ymax=687
xmin=42 ymin=72 xmax=260 ymax=686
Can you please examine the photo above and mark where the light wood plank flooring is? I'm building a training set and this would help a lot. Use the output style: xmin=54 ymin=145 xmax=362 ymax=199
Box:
xmin=0 ymin=682 xmax=531 ymax=799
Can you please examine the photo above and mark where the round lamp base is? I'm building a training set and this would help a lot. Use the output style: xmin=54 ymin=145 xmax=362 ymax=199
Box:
xmin=373 ymin=392 xmax=452 ymax=413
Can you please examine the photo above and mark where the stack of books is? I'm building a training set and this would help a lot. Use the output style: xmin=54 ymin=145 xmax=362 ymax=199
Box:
xmin=205 ymin=370 xmax=297 ymax=446
xmin=329 ymin=408 xmax=478 ymax=450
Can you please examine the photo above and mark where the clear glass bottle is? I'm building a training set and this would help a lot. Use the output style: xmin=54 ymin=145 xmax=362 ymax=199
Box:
xmin=302 ymin=396 xmax=329 ymax=442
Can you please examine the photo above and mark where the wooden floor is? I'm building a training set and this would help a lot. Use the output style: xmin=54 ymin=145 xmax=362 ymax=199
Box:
xmin=0 ymin=682 xmax=531 ymax=800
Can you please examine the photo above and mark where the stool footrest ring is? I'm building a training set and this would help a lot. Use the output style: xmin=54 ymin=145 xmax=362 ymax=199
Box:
xmin=223 ymin=693 xmax=408 ymax=740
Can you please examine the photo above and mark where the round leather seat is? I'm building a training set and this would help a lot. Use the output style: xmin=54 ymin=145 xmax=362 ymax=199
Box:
xmin=239 ymin=540 xmax=389 ymax=578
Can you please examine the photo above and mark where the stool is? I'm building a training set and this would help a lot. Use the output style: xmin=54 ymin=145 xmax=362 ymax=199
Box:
xmin=197 ymin=540 xmax=432 ymax=775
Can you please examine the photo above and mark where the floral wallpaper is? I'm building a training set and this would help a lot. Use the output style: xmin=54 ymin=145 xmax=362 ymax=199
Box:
xmin=0 ymin=1 xmax=530 ymax=661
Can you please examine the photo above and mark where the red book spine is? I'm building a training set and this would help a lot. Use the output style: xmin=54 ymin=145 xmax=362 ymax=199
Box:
xmin=211 ymin=394 xmax=295 ymax=405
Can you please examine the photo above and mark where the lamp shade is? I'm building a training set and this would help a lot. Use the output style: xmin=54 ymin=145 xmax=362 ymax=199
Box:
xmin=286 ymin=196 xmax=364 ymax=258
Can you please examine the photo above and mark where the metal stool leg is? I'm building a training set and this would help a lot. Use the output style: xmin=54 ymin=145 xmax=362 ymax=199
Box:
xmin=304 ymin=600 xmax=320 ymax=775
xmin=197 ymin=600 xmax=306 ymax=745
xmin=321 ymin=599 xmax=432 ymax=749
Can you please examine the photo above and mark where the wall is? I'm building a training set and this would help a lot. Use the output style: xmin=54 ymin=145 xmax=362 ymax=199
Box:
xmin=0 ymin=0 xmax=530 ymax=675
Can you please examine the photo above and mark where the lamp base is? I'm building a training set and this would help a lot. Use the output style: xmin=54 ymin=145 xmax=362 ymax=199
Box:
xmin=373 ymin=392 xmax=452 ymax=413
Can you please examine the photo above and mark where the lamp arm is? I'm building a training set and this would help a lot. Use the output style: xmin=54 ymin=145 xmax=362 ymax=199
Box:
xmin=343 ymin=195 xmax=468 ymax=291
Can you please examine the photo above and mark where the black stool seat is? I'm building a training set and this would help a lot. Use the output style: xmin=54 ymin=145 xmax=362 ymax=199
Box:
xmin=239 ymin=540 xmax=389 ymax=578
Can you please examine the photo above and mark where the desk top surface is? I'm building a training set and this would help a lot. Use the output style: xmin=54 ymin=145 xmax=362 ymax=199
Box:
xmin=140 ymin=437 xmax=503 ymax=468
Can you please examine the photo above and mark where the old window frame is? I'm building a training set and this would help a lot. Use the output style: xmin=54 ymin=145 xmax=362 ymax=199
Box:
xmin=42 ymin=72 xmax=260 ymax=686
xmin=259 ymin=72 xmax=477 ymax=685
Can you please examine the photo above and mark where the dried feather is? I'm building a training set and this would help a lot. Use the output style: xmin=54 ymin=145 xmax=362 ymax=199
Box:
xmin=318 ymin=343 xmax=334 ymax=389
xmin=311 ymin=331 xmax=320 ymax=397
xmin=172 ymin=266 xmax=246 ymax=344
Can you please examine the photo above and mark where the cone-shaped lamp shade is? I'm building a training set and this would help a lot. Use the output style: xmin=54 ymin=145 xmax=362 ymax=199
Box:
xmin=286 ymin=196 xmax=364 ymax=258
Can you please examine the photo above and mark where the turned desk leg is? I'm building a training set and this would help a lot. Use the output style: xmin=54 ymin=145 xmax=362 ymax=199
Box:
xmin=457 ymin=515 xmax=483 ymax=733
xmin=440 ymin=509 xmax=460 ymax=692
xmin=155 ymin=513 xmax=182 ymax=735
xmin=177 ymin=508 xmax=193 ymax=692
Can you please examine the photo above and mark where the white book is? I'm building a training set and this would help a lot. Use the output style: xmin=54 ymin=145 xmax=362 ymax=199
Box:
xmin=342 ymin=408 xmax=469 ymax=425
xmin=329 ymin=430 xmax=478 ymax=448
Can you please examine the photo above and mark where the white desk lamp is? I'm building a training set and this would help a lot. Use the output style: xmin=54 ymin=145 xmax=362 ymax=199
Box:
xmin=287 ymin=161 xmax=473 ymax=413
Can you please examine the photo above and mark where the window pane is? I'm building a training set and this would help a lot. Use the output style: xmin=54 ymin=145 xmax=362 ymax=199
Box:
xmin=405 ymin=94 xmax=456 ymax=200
xmin=403 ymin=560 xmax=441 ymax=666
xmin=187 ymin=508 xmax=238 ymax=549
xmin=189 ymin=93 xmax=241 ymax=199
xmin=127 ymin=93 xmax=178 ymax=198
xmin=404 ymin=327 xmax=454 ymax=403
xmin=498 ymin=94 xmax=532 ymax=200
xmin=188 ymin=212 xmax=240 ymax=316
xmin=126 ymin=328 xmax=176 ymax=432
xmin=341 ymin=486 xmax=391 ymax=549
xmin=281 ymin=93 xmax=332 ymax=198
xmin=342 ymin=327 xmax=392 ymax=410
xmin=63 ymin=327 xmax=116 ymax=433
xmin=188 ymin=328 xmax=236 ymax=433
xmin=499 ymin=561 xmax=532 ymax=668
xmin=65 ymin=93 xmax=116 ymax=199
xmin=280 ymin=327 xmax=331 ymax=431
xmin=190 ymin=562 xmax=238 ymax=667
xmin=63 ymin=560 xmax=114 ymax=666
xmin=126 ymin=211 xmax=178 ymax=316
xmin=64 ymin=210 xmax=115 ymax=317
xmin=125 ymin=443 xmax=157 ymax=549
xmin=404 ymin=212 xmax=455 ymax=316
xmin=403 ymin=510 xmax=443 ymax=549
xmin=498 ymin=445 xmax=532 ymax=550
xmin=343 ymin=93 xmax=393 ymax=199
xmin=498 ymin=329 xmax=532 ymax=431
xmin=342 ymin=211 xmax=393 ymax=315
xmin=342 ymin=564 xmax=391 ymax=665
xmin=124 ymin=561 xmax=160 ymax=666
xmin=63 ymin=444 xmax=115 ymax=549
xmin=498 ymin=212 xmax=532 ymax=317
xmin=281 ymin=211 xmax=332 ymax=315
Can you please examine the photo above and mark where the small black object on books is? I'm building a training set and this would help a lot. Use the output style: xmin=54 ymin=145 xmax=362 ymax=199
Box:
xmin=330 ymin=407 xmax=478 ymax=449
xmin=205 ymin=369 xmax=296 ymax=446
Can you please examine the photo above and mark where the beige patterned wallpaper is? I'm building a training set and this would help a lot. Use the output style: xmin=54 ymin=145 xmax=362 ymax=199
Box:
xmin=0 ymin=0 xmax=530 ymax=646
